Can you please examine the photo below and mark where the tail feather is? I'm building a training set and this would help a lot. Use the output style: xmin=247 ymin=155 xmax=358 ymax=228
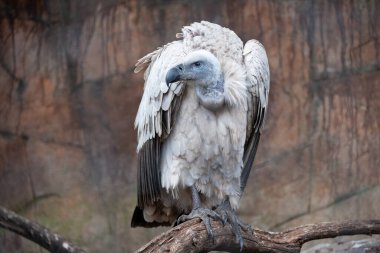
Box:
xmin=131 ymin=206 xmax=172 ymax=228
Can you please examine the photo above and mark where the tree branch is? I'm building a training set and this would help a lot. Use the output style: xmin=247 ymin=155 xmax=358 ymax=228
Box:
xmin=135 ymin=218 xmax=380 ymax=253
xmin=1 ymin=205 xmax=379 ymax=253
xmin=0 ymin=206 xmax=86 ymax=253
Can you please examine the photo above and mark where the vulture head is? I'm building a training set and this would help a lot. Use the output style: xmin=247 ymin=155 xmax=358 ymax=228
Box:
xmin=166 ymin=50 xmax=225 ymax=110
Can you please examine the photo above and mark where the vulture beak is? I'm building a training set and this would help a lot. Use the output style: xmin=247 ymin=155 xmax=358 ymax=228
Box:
xmin=166 ymin=64 xmax=184 ymax=85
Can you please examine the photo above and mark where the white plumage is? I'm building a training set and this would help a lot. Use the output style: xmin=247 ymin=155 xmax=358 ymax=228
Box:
xmin=131 ymin=21 xmax=270 ymax=229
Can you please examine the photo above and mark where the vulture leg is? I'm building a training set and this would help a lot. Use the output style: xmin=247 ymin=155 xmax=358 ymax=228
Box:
xmin=216 ymin=198 xmax=252 ymax=250
xmin=176 ymin=186 xmax=221 ymax=238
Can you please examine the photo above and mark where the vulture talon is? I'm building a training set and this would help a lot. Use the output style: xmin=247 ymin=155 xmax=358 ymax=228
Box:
xmin=243 ymin=223 xmax=253 ymax=235
xmin=216 ymin=200 xmax=249 ymax=251
xmin=176 ymin=186 xmax=223 ymax=239
xmin=176 ymin=207 xmax=221 ymax=238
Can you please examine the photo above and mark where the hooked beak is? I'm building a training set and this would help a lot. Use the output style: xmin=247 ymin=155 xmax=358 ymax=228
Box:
xmin=165 ymin=64 xmax=184 ymax=85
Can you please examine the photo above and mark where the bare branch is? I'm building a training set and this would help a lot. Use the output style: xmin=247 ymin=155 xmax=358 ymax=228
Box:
xmin=1 ymin=204 xmax=379 ymax=253
xmin=135 ymin=219 xmax=380 ymax=253
xmin=0 ymin=206 xmax=87 ymax=253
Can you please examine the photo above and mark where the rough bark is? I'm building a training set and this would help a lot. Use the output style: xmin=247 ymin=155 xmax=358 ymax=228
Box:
xmin=1 ymin=206 xmax=380 ymax=253
xmin=0 ymin=206 xmax=86 ymax=253
xmin=135 ymin=218 xmax=380 ymax=253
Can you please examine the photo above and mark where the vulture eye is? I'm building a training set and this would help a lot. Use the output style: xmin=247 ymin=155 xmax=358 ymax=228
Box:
xmin=193 ymin=61 xmax=201 ymax=67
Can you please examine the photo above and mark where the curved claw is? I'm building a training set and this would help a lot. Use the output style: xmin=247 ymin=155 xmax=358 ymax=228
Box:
xmin=216 ymin=201 xmax=251 ymax=251
xmin=176 ymin=207 xmax=222 ymax=239
xmin=241 ymin=223 xmax=253 ymax=234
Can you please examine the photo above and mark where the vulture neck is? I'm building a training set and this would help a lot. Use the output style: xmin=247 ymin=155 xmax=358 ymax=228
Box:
xmin=195 ymin=72 xmax=225 ymax=111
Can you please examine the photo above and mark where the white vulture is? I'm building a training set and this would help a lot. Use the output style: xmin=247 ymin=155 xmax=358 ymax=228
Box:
xmin=131 ymin=21 xmax=270 ymax=247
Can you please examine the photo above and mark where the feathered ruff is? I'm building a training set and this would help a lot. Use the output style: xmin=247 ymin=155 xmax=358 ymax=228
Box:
xmin=220 ymin=59 xmax=248 ymax=110
xmin=181 ymin=21 xmax=244 ymax=64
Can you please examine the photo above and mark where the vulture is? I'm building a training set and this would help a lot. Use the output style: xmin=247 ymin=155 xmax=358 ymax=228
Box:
xmin=131 ymin=21 xmax=270 ymax=246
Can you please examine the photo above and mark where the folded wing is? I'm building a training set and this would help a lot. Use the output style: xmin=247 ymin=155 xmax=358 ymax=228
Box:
xmin=241 ymin=40 xmax=270 ymax=192
xmin=133 ymin=41 xmax=186 ymax=213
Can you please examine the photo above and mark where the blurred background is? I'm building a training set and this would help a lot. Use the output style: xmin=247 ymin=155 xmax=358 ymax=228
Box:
xmin=0 ymin=0 xmax=379 ymax=252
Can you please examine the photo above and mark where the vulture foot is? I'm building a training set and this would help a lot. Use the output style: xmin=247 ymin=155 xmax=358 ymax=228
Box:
xmin=176 ymin=207 xmax=222 ymax=238
xmin=216 ymin=200 xmax=251 ymax=250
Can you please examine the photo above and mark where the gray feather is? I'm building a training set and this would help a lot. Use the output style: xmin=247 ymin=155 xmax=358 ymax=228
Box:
xmin=241 ymin=39 xmax=270 ymax=192
xmin=137 ymin=138 xmax=161 ymax=207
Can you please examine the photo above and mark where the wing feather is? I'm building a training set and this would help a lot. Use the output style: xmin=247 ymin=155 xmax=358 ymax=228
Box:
xmin=134 ymin=41 xmax=186 ymax=209
xmin=241 ymin=40 xmax=270 ymax=192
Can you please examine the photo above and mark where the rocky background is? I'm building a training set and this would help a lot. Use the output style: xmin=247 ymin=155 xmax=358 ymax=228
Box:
xmin=0 ymin=0 xmax=379 ymax=252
